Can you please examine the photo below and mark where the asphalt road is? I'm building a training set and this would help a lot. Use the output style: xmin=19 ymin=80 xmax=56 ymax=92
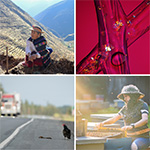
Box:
xmin=1 ymin=118 xmax=74 ymax=150
xmin=0 ymin=117 xmax=30 ymax=143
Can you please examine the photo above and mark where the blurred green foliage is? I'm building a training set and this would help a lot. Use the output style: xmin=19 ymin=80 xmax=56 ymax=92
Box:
xmin=0 ymin=83 xmax=5 ymax=93
xmin=76 ymin=76 xmax=150 ymax=105
xmin=97 ymin=107 xmax=119 ymax=114
xmin=21 ymin=100 xmax=73 ymax=120
xmin=148 ymin=106 xmax=150 ymax=128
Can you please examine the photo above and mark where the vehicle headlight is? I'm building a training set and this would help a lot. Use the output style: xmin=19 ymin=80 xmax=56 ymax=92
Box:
xmin=13 ymin=106 xmax=16 ymax=109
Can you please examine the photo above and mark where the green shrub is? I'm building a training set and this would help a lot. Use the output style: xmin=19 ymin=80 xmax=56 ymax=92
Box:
xmin=148 ymin=106 xmax=150 ymax=128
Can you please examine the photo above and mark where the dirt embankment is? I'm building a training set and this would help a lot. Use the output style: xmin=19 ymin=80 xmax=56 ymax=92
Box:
xmin=0 ymin=54 xmax=74 ymax=74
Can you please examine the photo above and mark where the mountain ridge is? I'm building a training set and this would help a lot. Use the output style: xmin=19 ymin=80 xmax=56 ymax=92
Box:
xmin=35 ymin=0 xmax=74 ymax=41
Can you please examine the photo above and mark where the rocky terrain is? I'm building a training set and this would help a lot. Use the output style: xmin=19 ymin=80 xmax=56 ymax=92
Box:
xmin=0 ymin=53 xmax=74 ymax=74
xmin=0 ymin=0 xmax=74 ymax=74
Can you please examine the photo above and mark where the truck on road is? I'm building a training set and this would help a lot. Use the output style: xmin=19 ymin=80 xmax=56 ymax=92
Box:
xmin=0 ymin=93 xmax=21 ymax=116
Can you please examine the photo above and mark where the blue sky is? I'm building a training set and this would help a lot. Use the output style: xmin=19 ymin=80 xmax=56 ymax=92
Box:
xmin=0 ymin=76 xmax=74 ymax=107
xmin=11 ymin=0 xmax=63 ymax=17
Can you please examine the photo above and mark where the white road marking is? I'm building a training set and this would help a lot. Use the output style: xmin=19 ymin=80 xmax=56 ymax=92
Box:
xmin=0 ymin=118 xmax=34 ymax=149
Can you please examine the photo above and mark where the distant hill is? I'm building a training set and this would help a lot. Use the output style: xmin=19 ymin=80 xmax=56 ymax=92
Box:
xmin=0 ymin=0 xmax=74 ymax=61
xmin=11 ymin=0 xmax=63 ymax=17
xmin=35 ymin=0 xmax=74 ymax=41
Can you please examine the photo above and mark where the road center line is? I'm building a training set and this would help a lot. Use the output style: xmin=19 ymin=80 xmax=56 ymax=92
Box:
xmin=0 ymin=118 xmax=34 ymax=149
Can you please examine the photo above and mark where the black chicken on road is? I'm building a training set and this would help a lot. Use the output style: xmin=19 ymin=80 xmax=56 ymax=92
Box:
xmin=62 ymin=124 xmax=71 ymax=139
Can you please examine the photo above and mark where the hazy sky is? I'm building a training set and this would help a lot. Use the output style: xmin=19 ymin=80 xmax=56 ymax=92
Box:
xmin=11 ymin=0 xmax=63 ymax=17
xmin=0 ymin=76 xmax=74 ymax=107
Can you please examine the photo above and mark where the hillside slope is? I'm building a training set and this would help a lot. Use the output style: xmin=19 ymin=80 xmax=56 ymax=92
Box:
xmin=0 ymin=0 xmax=74 ymax=61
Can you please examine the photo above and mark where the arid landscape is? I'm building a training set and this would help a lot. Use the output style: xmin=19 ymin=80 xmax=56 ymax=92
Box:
xmin=0 ymin=0 xmax=74 ymax=74
xmin=0 ymin=53 xmax=74 ymax=74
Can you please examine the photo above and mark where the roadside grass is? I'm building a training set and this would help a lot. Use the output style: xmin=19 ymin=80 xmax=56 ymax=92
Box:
xmin=54 ymin=113 xmax=74 ymax=122
xmin=61 ymin=114 xmax=74 ymax=122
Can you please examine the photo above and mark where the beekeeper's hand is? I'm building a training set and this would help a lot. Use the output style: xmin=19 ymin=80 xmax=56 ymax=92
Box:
xmin=121 ymin=125 xmax=132 ymax=131
xmin=96 ymin=122 xmax=104 ymax=129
